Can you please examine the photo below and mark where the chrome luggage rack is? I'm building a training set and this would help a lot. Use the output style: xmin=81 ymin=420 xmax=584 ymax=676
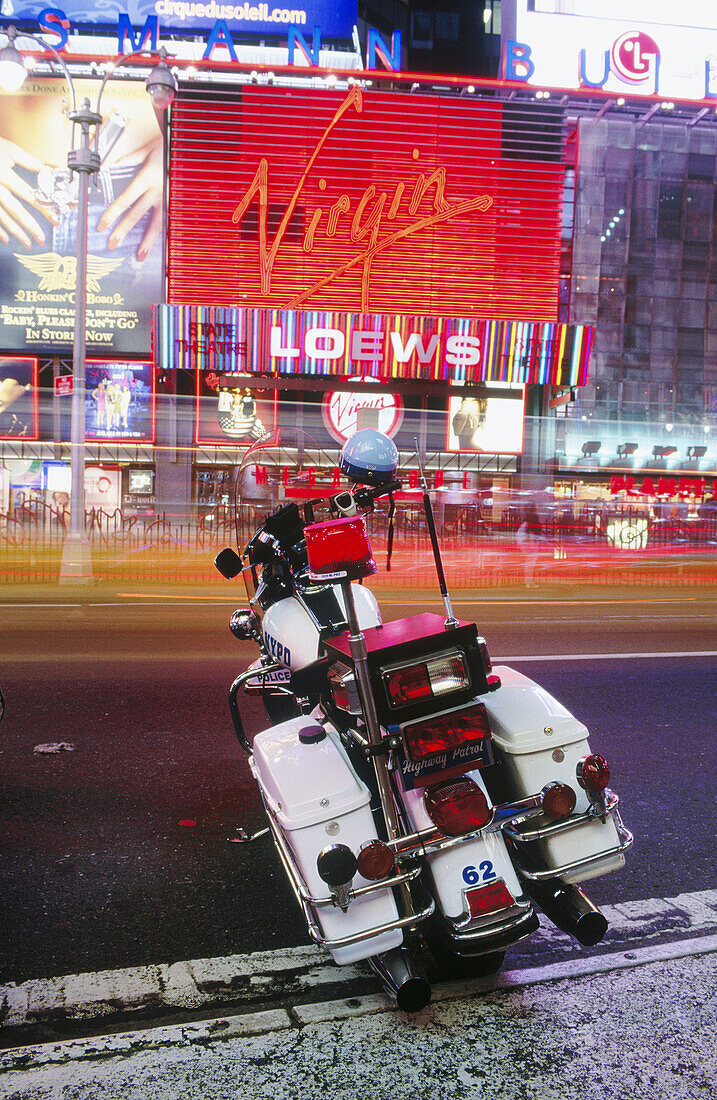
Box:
xmin=501 ymin=790 xmax=634 ymax=881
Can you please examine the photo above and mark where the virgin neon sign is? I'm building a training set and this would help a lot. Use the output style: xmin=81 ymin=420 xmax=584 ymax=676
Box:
xmin=322 ymin=387 xmax=404 ymax=443
xmin=230 ymin=86 xmax=493 ymax=313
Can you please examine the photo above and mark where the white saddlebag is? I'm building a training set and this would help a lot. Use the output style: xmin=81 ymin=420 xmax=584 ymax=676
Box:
xmin=485 ymin=667 xmax=625 ymax=884
xmin=251 ymin=716 xmax=403 ymax=964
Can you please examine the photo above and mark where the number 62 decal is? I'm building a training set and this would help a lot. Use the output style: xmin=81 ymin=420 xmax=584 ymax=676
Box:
xmin=462 ymin=860 xmax=496 ymax=886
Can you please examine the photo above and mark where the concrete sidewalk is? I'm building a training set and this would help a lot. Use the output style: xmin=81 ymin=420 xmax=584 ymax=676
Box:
xmin=1 ymin=946 xmax=715 ymax=1100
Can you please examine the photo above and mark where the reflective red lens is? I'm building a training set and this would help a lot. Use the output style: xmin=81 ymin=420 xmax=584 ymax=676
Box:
xmin=356 ymin=840 xmax=395 ymax=881
xmin=578 ymin=754 xmax=611 ymax=792
xmin=465 ymin=880 xmax=515 ymax=918
xmin=424 ymin=777 xmax=492 ymax=837
xmin=385 ymin=663 xmax=432 ymax=707
xmin=541 ymin=782 xmax=577 ymax=820
xmin=404 ymin=704 xmax=490 ymax=762
xmin=304 ymin=516 xmax=376 ymax=580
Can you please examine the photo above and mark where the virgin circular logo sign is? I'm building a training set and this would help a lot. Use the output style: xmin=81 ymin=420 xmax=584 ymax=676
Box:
xmin=322 ymin=387 xmax=404 ymax=444
xmin=611 ymin=31 xmax=660 ymax=85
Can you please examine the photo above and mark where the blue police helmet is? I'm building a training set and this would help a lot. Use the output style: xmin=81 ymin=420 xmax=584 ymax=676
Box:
xmin=339 ymin=429 xmax=399 ymax=486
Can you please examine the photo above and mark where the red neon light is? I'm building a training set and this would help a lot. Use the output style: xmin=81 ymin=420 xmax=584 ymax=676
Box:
xmin=168 ymin=87 xmax=566 ymax=320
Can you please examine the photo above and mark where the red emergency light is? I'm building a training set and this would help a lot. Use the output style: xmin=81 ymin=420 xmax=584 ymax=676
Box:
xmin=304 ymin=515 xmax=377 ymax=582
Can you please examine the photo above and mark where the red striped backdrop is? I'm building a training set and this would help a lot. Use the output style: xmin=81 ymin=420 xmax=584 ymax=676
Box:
xmin=167 ymin=86 xmax=566 ymax=320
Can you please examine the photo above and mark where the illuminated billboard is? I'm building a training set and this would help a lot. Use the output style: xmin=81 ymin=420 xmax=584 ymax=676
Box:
xmin=0 ymin=356 xmax=38 ymax=440
xmin=446 ymin=389 xmax=525 ymax=455
xmin=505 ymin=1 xmax=717 ymax=101
xmin=83 ymin=361 xmax=155 ymax=441
xmin=168 ymin=85 xmax=567 ymax=320
xmin=0 ymin=78 xmax=165 ymax=357
xmin=196 ymin=370 xmax=277 ymax=445
xmin=0 ymin=1 xmax=357 ymax=38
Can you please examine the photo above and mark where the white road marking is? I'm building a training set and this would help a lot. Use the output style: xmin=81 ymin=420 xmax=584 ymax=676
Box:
xmin=2 ymin=888 xmax=716 ymax=1033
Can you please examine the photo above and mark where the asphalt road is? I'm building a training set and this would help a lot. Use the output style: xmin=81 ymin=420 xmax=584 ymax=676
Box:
xmin=1 ymin=589 xmax=715 ymax=986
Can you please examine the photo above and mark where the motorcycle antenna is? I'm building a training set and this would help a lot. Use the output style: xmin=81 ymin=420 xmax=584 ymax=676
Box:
xmin=414 ymin=438 xmax=458 ymax=630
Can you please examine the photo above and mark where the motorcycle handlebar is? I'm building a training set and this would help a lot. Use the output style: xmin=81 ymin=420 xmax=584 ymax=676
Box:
xmin=245 ymin=480 xmax=402 ymax=566
xmin=350 ymin=480 xmax=402 ymax=510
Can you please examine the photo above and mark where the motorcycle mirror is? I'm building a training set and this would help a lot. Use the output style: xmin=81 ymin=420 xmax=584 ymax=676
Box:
xmin=214 ymin=547 xmax=243 ymax=579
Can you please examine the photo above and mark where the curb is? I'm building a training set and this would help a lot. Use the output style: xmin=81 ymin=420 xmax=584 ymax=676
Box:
xmin=2 ymin=935 xmax=716 ymax=1072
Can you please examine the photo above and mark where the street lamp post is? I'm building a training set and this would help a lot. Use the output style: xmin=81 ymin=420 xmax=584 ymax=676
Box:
xmin=0 ymin=27 xmax=176 ymax=580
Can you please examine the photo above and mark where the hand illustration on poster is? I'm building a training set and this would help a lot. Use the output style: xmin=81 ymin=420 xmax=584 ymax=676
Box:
xmin=0 ymin=79 xmax=165 ymax=356
xmin=0 ymin=356 xmax=38 ymax=439
xmin=197 ymin=372 xmax=275 ymax=446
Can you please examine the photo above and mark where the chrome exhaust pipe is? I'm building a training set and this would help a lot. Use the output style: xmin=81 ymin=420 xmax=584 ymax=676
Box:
xmin=368 ymin=945 xmax=432 ymax=1012
xmin=521 ymin=878 xmax=608 ymax=946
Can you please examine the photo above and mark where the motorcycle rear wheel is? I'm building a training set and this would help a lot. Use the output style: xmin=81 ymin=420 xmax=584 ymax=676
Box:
xmin=425 ymin=919 xmax=506 ymax=981
xmin=452 ymin=950 xmax=506 ymax=979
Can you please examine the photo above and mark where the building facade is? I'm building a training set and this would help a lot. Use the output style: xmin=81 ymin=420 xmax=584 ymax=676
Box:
xmin=1 ymin=0 xmax=716 ymax=527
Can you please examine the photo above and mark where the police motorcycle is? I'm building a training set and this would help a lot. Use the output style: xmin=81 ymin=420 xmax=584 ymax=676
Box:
xmin=215 ymin=429 xmax=633 ymax=1012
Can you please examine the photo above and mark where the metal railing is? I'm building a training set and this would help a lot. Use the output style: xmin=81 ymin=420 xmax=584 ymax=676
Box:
xmin=0 ymin=497 xmax=714 ymax=587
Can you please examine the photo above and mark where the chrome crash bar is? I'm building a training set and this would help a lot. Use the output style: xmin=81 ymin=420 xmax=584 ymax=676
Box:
xmin=262 ymin=797 xmax=435 ymax=951
xmin=503 ymin=793 xmax=634 ymax=881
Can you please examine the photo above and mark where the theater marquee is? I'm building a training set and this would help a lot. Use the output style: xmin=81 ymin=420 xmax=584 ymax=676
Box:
xmin=153 ymin=306 xmax=593 ymax=386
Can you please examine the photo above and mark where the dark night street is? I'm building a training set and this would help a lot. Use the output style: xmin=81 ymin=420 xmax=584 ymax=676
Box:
xmin=1 ymin=587 xmax=715 ymax=985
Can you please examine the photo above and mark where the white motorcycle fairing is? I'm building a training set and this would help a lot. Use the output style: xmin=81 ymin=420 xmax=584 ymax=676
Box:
xmin=262 ymin=585 xmax=381 ymax=671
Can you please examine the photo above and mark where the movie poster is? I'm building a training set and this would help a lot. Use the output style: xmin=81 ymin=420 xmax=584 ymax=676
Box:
xmin=82 ymin=361 xmax=154 ymax=441
xmin=446 ymin=390 xmax=525 ymax=454
xmin=0 ymin=78 xmax=165 ymax=357
xmin=0 ymin=356 xmax=38 ymax=439
xmin=196 ymin=371 xmax=276 ymax=446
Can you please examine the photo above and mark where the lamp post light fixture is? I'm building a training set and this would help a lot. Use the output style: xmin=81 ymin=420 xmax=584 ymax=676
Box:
xmin=0 ymin=26 xmax=176 ymax=580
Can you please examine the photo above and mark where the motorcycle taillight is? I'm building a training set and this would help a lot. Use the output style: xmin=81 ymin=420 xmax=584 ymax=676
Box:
xmin=424 ymin=776 xmax=493 ymax=837
xmin=304 ymin=516 xmax=376 ymax=582
xmin=465 ymin=880 xmax=514 ymax=918
xmin=403 ymin=702 xmax=490 ymax=762
xmin=383 ymin=650 xmax=469 ymax=709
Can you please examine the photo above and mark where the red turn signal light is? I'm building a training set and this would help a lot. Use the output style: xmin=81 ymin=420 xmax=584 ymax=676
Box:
xmin=356 ymin=840 xmax=395 ymax=881
xmin=541 ymin=781 xmax=577 ymax=821
xmin=577 ymin=754 xmax=611 ymax=793
xmin=424 ymin=776 xmax=493 ymax=837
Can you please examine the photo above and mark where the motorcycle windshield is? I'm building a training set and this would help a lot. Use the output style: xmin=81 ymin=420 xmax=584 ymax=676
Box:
xmin=235 ymin=427 xmax=341 ymax=553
